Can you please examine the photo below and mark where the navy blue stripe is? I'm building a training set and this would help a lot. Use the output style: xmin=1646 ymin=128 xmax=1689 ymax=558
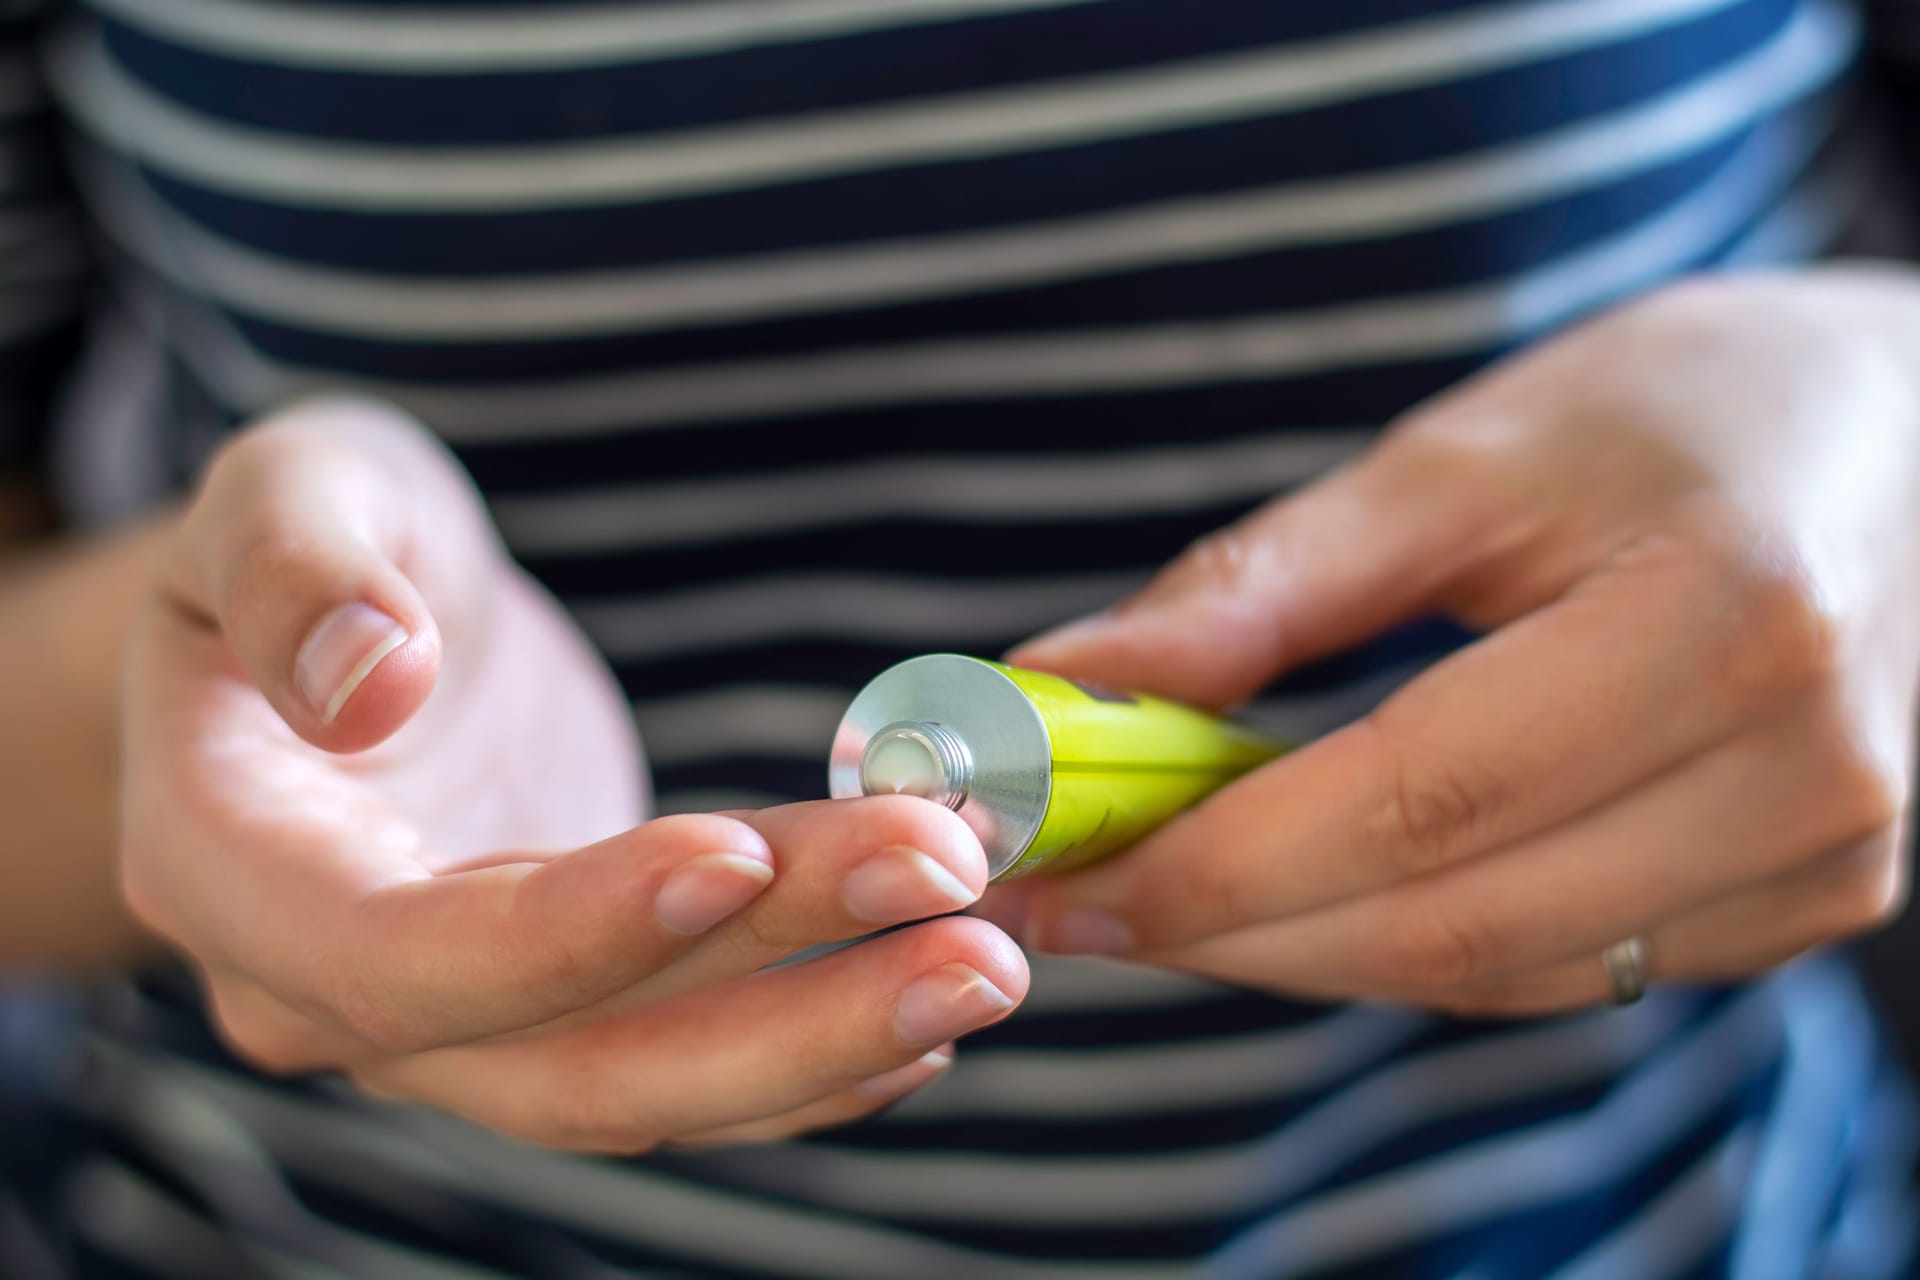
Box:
xmin=105 ymin=0 xmax=1521 ymax=146
xmin=1299 ymin=1083 xmax=1770 ymax=1279
xmin=448 ymin=363 xmax=1480 ymax=486
xmin=274 ymin=1174 xmax=627 ymax=1280
xmin=959 ymin=992 xmax=1348 ymax=1050
xmin=611 ymin=642 xmax=976 ymax=706
xmin=0 ymin=322 xmax=87 ymax=471
xmin=813 ymin=1034 xmax=1764 ymax=1264
xmin=125 ymin=0 xmax=1795 ymax=275
xmin=655 ymin=757 xmax=831 ymax=803
xmin=518 ymin=504 xmax=1264 ymax=593
xmin=603 ymin=623 xmax=1440 ymax=710
xmin=1673 ymin=1242 xmax=1739 ymax=1280
xmin=212 ymin=120 xmax=1776 ymax=383
xmin=175 ymin=363 xmax=1478 ymax=492
xmin=277 ymin=1165 xmax=789 ymax=1280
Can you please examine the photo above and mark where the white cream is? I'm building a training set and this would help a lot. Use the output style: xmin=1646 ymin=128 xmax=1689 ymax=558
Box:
xmin=862 ymin=733 xmax=944 ymax=799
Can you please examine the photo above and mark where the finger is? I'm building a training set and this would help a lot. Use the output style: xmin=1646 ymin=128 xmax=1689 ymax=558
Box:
xmin=1397 ymin=840 xmax=1902 ymax=1017
xmin=358 ymin=916 xmax=1025 ymax=1153
xmin=487 ymin=795 xmax=993 ymax=1037
xmin=1138 ymin=703 xmax=1903 ymax=997
xmin=189 ymin=791 xmax=986 ymax=1055
xmin=1009 ymin=430 xmax=1492 ymax=709
xmin=669 ymin=1046 xmax=955 ymax=1149
xmin=1641 ymin=833 xmax=1906 ymax=979
xmin=164 ymin=398 xmax=491 ymax=752
xmin=199 ymin=968 xmax=364 ymax=1076
xmin=1021 ymin=515 xmax=1840 ymax=952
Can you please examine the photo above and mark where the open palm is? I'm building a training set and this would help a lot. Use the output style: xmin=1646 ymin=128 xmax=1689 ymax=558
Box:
xmin=119 ymin=400 xmax=1025 ymax=1152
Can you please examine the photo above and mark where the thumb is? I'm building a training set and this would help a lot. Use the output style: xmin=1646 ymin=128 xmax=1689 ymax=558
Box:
xmin=1009 ymin=433 xmax=1492 ymax=708
xmin=164 ymin=399 xmax=461 ymax=753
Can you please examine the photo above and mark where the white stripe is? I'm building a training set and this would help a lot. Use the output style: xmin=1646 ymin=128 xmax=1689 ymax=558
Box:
xmin=134 ymin=1051 xmax=1184 ymax=1280
xmin=141 ymin=11 xmax=1851 ymax=442
xmin=77 ymin=1050 xmax=544 ymax=1280
xmin=104 ymin=984 xmax=1717 ymax=1271
xmin=82 ymin=4 xmax=1831 ymax=346
xmin=65 ymin=1160 xmax=257 ymax=1280
xmin=493 ymin=434 xmax=1362 ymax=556
xmin=69 ymin=1157 xmax=522 ymax=1280
xmin=574 ymin=571 xmax=1147 ymax=662
xmin=688 ymin=992 xmax=1688 ymax=1224
xmin=1198 ymin=970 xmax=1811 ymax=1276
xmin=892 ymin=1005 xmax=1424 ymax=1122
xmin=56 ymin=0 xmax=1747 ymax=213
xmin=86 ymin=0 xmax=1116 ymax=74
xmin=116 ymin=997 xmax=1659 ymax=1258
xmin=1543 ymin=1127 xmax=1759 ymax=1280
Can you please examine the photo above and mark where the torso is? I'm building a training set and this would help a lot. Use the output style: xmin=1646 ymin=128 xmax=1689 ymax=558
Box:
xmin=20 ymin=0 xmax=1917 ymax=1274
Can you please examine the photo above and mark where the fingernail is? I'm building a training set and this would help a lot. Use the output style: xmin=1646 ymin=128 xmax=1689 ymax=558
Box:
xmin=843 ymin=846 xmax=977 ymax=924
xmin=855 ymin=1047 xmax=955 ymax=1101
xmin=655 ymin=852 xmax=775 ymax=935
xmin=296 ymin=603 xmax=408 ymax=723
xmin=1011 ymin=611 xmax=1117 ymax=664
xmin=894 ymin=963 xmax=1014 ymax=1046
xmin=1031 ymin=906 xmax=1135 ymax=956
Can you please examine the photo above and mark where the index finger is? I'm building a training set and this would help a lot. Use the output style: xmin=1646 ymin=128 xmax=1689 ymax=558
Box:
xmin=204 ymin=795 xmax=987 ymax=1056
xmin=1020 ymin=514 xmax=1834 ymax=952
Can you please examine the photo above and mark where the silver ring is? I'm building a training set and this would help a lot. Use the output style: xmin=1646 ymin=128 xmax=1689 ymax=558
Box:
xmin=1601 ymin=937 xmax=1649 ymax=1007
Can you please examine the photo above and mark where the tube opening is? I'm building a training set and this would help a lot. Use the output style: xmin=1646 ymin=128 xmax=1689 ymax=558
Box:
xmin=860 ymin=721 xmax=973 ymax=811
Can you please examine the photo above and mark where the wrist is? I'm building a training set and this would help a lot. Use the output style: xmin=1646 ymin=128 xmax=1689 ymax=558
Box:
xmin=0 ymin=512 xmax=176 ymax=972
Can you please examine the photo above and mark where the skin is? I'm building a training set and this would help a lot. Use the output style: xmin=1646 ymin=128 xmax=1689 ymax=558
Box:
xmin=994 ymin=267 xmax=1920 ymax=1016
xmin=3 ymin=266 xmax=1918 ymax=1148
xmin=115 ymin=400 xmax=1030 ymax=1152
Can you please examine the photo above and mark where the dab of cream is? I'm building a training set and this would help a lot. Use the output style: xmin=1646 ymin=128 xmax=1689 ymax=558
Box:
xmin=862 ymin=734 xmax=944 ymax=799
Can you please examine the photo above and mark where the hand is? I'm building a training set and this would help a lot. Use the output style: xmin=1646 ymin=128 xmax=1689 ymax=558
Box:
xmin=122 ymin=399 xmax=1025 ymax=1149
xmin=995 ymin=270 xmax=1920 ymax=1015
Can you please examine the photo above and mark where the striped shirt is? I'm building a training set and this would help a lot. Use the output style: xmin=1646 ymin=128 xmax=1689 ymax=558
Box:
xmin=3 ymin=0 xmax=1920 ymax=1276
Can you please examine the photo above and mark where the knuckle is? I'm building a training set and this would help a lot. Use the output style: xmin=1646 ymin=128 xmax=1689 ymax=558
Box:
xmin=540 ymin=1063 xmax=661 ymax=1155
xmin=1794 ymin=693 xmax=1908 ymax=850
xmin=1376 ymin=905 xmax=1498 ymax=990
xmin=1696 ymin=528 xmax=1844 ymax=707
xmin=207 ymin=991 xmax=330 ymax=1077
xmin=733 ymin=906 xmax=801 ymax=954
xmin=224 ymin=528 xmax=312 ymax=611
xmin=323 ymin=977 xmax=432 ymax=1057
xmin=1359 ymin=723 xmax=1502 ymax=877
xmin=1822 ymin=844 xmax=1908 ymax=938
xmin=512 ymin=884 xmax=633 ymax=1008
xmin=1154 ymin=523 xmax=1270 ymax=604
xmin=1171 ymin=858 xmax=1250 ymax=935
xmin=116 ymin=857 xmax=175 ymax=940
xmin=1823 ymin=738 xmax=1906 ymax=851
